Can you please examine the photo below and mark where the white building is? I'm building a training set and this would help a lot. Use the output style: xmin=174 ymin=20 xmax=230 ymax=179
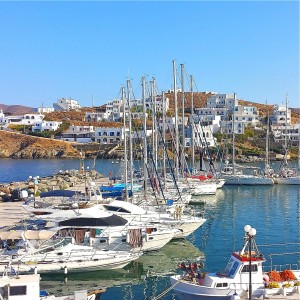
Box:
xmin=271 ymin=123 xmax=300 ymax=145
xmin=32 ymin=120 xmax=62 ymax=132
xmin=95 ymin=125 xmax=125 ymax=144
xmin=271 ymin=103 xmax=291 ymax=126
xmin=145 ymin=96 xmax=170 ymax=113
xmin=61 ymin=124 xmax=95 ymax=143
xmin=85 ymin=111 xmax=109 ymax=122
xmin=206 ymin=94 xmax=237 ymax=110
xmin=0 ymin=111 xmax=44 ymax=126
xmin=35 ymin=107 xmax=55 ymax=114
xmin=53 ymin=98 xmax=81 ymax=111
xmin=194 ymin=107 xmax=228 ymax=121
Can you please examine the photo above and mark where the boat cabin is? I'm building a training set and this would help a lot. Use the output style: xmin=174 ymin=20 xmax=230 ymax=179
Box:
xmin=0 ymin=274 xmax=40 ymax=300
xmin=203 ymin=250 xmax=265 ymax=290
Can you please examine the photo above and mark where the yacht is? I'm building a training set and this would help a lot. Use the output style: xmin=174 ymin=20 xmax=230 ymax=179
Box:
xmin=0 ymin=230 xmax=141 ymax=274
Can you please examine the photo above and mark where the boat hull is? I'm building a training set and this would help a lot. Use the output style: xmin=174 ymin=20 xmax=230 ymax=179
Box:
xmin=274 ymin=176 xmax=300 ymax=185
xmin=170 ymin=276 xmax=236 ymax=300
xmin=222 ymin=175 xmax=274 ymax=185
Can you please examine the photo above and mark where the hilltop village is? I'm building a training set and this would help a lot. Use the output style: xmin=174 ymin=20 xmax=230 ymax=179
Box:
xmin=0 ymin=91 xmax=299 ymax=160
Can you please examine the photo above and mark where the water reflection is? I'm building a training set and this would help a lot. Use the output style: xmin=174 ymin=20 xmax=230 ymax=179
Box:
xmin=40 ymin=239 xmax=203 ymax=296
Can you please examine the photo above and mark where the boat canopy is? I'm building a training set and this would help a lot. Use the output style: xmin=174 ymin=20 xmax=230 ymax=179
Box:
xmin=0 ymin=230 xmax=55 ymax=240
xmin=58 ymin=215 xmax=128 ymax=227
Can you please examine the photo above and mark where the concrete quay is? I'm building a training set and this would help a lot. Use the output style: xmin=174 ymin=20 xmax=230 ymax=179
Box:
xmin=0 ymin=177 xmax=109 ymax=228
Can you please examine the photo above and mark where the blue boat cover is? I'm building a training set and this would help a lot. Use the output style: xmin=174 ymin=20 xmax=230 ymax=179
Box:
xmin=40 ymin=190 xmax=78 ymax=198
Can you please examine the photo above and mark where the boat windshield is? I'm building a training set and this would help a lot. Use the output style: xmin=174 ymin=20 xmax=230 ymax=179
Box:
xmin=223 ymin=257 xmax=240 ymax=278
xmin=33 ymin=238 xmax=69 ymax=254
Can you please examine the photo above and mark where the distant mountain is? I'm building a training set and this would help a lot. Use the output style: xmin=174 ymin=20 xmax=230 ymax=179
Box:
xmin=0 ymin=104 xmax=35 ymax=115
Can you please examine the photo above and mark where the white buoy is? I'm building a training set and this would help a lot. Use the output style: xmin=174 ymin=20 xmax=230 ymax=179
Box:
xmin=64 ymin=266 xmax=68 ymax=274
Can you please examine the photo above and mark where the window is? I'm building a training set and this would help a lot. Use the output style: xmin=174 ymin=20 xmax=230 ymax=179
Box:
xmin=216 ymin=282 xmax=228 ymax=287
xmin=241 ymin=264 xmax=258 ymax=273
xmin=10 ymin=286 xmax=27 ymax=296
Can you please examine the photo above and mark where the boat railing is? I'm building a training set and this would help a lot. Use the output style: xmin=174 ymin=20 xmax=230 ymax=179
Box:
xmin=263 ymin=263 xmax=300 ymax=272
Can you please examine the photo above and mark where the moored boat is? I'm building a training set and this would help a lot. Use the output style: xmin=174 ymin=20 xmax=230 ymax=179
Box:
xmin=170 ymin=225 xmax=300 ymax=299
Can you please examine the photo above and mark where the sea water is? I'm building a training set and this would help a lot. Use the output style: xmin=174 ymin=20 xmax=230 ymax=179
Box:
xmin=0 ymin=159 xmax=299 ymax=299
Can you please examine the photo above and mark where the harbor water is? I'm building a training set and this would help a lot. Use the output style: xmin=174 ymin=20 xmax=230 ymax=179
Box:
xmin=0 ymin=158 xmax=299 ymax=299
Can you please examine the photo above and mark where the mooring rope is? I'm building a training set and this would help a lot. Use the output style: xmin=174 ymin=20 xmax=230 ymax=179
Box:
xmin=151 ymin=280 xmax=180 ymax=300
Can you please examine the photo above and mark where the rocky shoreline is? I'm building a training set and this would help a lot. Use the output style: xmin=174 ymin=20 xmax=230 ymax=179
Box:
xmin=0 ymin=169 xmax=105 ymax=202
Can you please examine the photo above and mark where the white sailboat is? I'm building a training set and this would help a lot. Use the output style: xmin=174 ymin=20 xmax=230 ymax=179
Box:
xmin=273 ymin=95 xmax=300 ymax=185
xmin=221 ymin=94 xmax=274 ymax=185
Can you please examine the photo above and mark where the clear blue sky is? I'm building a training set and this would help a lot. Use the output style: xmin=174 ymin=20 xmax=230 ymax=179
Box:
xmin=0 ymin=1 xmax=299 ymax=108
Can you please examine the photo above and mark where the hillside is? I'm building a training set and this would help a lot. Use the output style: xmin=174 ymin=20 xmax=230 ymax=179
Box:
xmin=0 ymin=104 xmax=34 ymax=115
xmin=0 ymin=131 xmax=79 ymax=158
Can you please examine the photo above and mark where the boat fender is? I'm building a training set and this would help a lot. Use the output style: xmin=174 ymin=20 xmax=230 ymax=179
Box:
xmin=231 ymin=293 xmax=241 ymax=300
xmin=34 ymin=266 xmax=37 ymax=274
xmin=64 ymin=266 xmax=68 ymax=274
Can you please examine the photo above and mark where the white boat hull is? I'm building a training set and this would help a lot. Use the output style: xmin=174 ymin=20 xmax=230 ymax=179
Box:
xmin=170 ymin=276 xmax=237 ymax=300
xmin=274 ymin=176 xmax=300 ymax=185
xmin=223 ymin=175 xmax=274 ymax=185
xmin=0 ymin=245 xmax=141 ymax=274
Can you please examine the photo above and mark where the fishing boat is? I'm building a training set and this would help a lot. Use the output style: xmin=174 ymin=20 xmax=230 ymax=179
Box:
xmin=170 ymin=225 xmax=300 ymax=299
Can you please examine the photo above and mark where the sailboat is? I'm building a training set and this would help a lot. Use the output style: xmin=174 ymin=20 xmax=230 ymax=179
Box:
xmin=273 ymin=95 xmax=300 ymax=185
xmin=221 ymin=93 xmax=274 ymax=185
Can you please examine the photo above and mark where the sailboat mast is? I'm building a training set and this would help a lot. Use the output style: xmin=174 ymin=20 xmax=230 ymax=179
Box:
xmin=284 ymin=94 xmax=288 ymax=165
xmin=127 ymin=80 xmax=134 ymax=197
xmin=180 ymin=64 xmax=185 ymax=176
xmin=232 ymin=93 xmax=236 ymax=175
xmin=162 ymin=91 xmax=166 ymax=185
xmin=265 ymin=102 xmax=270 ymax=169
xmin=122 ymin=87 xmax=128 ymax=201
xmin=151 ymin=79 xmax=158 ymax=167
xmin=153 ymin=78 xmax=158 ymax=167
xmin=190 ymin=75 xmax=195 ymax=175
xmin=173 ymin=60 xmax=179 ymax=179
xmin=142 ymin=77 xmax=148 ymax=198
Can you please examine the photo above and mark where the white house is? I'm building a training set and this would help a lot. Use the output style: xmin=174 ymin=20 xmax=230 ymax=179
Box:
xmin=271 ymin=103 xmax=291 ymax=126
xmin=0 ymin=112 xmax=44 ymax=126
xmin=95 ymin=124 xmax=125 ymax=144
xmin=53 ymin=97 xmax=81 ymax=111
xmin=145 ymin=96 xmax=170 ymax=113
xmin=35 ymin=107 xmax=55 ymax=114
xmin=32 ymin=120 xmax=62 ymax=132
xmin=206 ymin=93 xmax=237 ymax=110
xmin=85 ymin=111 xmax=109 ymax=122
xmin=271 ymin=123 xmax=300 ymax=145
xmin=61 ymin=124 xmax=95 ymax=143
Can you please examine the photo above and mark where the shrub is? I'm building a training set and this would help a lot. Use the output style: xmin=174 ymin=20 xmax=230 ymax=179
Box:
xmin=294 ymin=281 xmax=300 ymax=286
xmin=280 ymin=270 xmax=296 ymax=281
xmin=268 ymin=270 xmax=281 ymax=282
xmin=282 ymin=283 xmax=292 ymax=288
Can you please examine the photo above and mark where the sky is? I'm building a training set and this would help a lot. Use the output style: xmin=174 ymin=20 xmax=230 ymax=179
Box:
xmin=0 ymin=1 xmax=299 ymax=108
